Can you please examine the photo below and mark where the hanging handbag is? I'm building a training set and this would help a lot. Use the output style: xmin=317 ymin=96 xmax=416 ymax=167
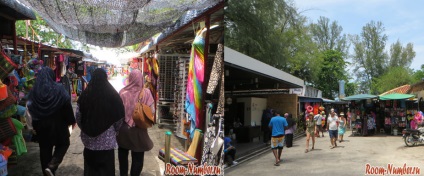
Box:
xmin=0 ymin=88 xmax=16 ymax=112
xmin=0 ymin=118 xmax=17 ymax=142
xmin=132 ymin=89 xmax=154 ymax=128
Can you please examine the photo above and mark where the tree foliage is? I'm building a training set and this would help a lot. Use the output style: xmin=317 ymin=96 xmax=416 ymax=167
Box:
xmin=389 ymin=40 xmax=415 ymax=68
xmin=310 ymin=16 xmax=349 ymax=56
xmin=316 ymin=50 xmax=347 ymax=99
xmin=372 ymin=66 xmax=414 ymax=94
xmin=350 ymin=21 xmax=388 ymax=94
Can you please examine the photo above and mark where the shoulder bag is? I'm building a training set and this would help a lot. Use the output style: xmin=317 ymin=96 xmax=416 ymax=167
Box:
xmin=132 ymin=89 xmax=154 ymax=128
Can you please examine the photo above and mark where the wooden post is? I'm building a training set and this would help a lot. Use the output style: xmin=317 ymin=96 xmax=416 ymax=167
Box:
xmin=164 ymin=131 xmax=172 ymax=175
xmin=13 ymin=20 xmax=18 ymax=55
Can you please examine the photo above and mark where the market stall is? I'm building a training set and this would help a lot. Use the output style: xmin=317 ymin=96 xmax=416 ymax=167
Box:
xmin=379 ymin=93 xmax=415 ymax=135
xmin=342 ymin=94 xmax=378 ymax=136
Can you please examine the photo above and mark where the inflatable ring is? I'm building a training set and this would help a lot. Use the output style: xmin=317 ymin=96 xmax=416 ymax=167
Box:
xmin=306 ymin=106 xmax=313 ymax=112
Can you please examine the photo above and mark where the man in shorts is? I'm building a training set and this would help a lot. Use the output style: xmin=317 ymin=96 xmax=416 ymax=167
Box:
xmin=268 ymin=110 xmax=288 ymax=166
xmin=314 ymin=111 xmax=325 ymax=137
xmin=326 ymin=109 xmax=339 ymax=149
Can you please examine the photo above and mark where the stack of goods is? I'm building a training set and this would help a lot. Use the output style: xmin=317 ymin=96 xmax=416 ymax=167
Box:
xmin=0 ymin=82 xmax=27 ymax=171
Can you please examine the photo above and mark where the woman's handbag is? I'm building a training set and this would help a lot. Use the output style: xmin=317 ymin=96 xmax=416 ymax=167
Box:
xmin=132 ymin=89 xmax=154 ymax=128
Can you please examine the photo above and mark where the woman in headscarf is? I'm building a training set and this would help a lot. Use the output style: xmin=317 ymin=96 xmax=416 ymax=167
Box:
xmin=284 ymin=113 xmax=296 ymax=148
xmin=117 ymin=69 xmax=155 ymax=176
xmin=28 ymin=67 xmax=76 ymax=176
xmin=76 ymin=68 xmax=125 ymax=176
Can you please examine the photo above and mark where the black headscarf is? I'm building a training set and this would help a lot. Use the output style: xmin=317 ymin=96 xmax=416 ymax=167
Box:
xmin=28 ymin=67 xmax=70 ymax=119
xmin=286 ymin=114 xmax=296 ymax=129
xmin=77 ymin=68 xmax=124 ymax=137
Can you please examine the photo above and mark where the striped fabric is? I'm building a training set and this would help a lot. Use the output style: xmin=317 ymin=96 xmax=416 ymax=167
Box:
xmin=159 ymin=147 xmax=197 ymax=166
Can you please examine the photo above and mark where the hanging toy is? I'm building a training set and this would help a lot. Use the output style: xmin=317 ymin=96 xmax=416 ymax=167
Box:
xmin=306 ymin=106 xmax=313 ymax=113
xmin=0 ymin=80 xmax=7 ymax=101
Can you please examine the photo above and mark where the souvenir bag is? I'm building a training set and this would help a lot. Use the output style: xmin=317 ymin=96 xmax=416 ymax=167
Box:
xmin=0 ymin=118 xmax=17 ymax=142
xmin=0 ymin=88 xmax=16 ymax=112
xmin=132 ymin=89 xmax=154 ymax=128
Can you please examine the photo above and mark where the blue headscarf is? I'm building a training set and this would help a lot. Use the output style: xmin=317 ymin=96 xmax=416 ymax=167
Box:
xmin=28 ymin=67 xmax=70 ymax=120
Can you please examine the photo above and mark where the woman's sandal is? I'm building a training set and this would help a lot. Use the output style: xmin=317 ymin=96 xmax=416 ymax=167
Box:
xmin=305 ymin=149 xmax=308 ymax=153
xmin=274 ymin=162 xmax=280 ymax=166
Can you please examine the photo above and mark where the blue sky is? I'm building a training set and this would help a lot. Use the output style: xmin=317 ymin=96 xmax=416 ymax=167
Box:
xmin=295 ymin=0 xmax=424 ymax=71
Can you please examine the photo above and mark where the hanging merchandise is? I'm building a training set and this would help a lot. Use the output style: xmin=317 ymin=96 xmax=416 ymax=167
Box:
xmin=0 ymin=88 xmax=16 ymax=112
xmin=0 ymin=81 xmax=7 ymax=101
xmin=10 ymin=118 xmax=27 ymax=156
xmin=185 ymin=29 xmax=206 ymax=138
xmin=0 ymin=118 xmax=17 ymax=143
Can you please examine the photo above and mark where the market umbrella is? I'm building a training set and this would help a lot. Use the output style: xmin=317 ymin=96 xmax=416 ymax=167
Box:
xmin=378 ymin=93 xmax=415 ymax=100
xmin=341 ymin=94 xmax=378 ymax=101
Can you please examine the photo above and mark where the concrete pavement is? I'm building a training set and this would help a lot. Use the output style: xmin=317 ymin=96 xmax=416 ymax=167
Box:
xmin=225 ymin=132 xmax=424 ymax=176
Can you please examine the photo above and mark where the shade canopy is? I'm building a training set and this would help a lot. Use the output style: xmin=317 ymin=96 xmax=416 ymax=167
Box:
xmin=18 ymin=0 xmax=222 ymax=47
xmin=379 ymin=93 xmax=415 ymax=100
xmin=342 ymin=94 xmax=378 ymax=101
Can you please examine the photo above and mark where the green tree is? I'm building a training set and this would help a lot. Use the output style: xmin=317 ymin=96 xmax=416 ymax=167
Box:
xmin=350 ymin=21 xmax=388 ymax=94
xmin=345 ymin=82 xmax=358 ymax=97
xmin=310 ymin=16 xmax=349 ymax=56
xmin=225 ymin=0 xmax=304 ymax=68
xmin=15 ymin=15 xmax=73 ymax=49
xmin=413 ymin=64 xmax=424 ymax=82
xmin=389 ymin=40 xmax=415 ymax=68
xmin=372 ymin=66 xmax=414 ymax=94
xmin=316 ymin=50 xmax=347 ymax=99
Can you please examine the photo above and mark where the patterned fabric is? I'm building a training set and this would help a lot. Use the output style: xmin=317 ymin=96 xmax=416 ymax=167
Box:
xmin=185 ymin=31 xmax=205 ymax=138
xmin=76 ymin=106 xmax=122 ymax=150
xmin=271 ymin=136 xmax=285 ymax=149
xmin=159 ymin=147 xmax=197 ymax=166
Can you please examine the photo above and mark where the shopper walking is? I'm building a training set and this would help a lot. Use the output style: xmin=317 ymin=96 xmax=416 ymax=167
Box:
xmin=268 ymin=110 xmax=288 ymax=166
xmin=261 ymin=108 xmax=273 ymax=145
xmin=305 ymin=112 xmax=316 ymax=153
xmin=314 ymin=111 xmax=325 ymax=137
xmin=76 ymin=68 xmax=125 ymax=176
xmin=284 ymin=113 xmax=296 ymax=148
xmin=117 ymin=69 xmax=155 ymax=176
xmin=338 ymin=112 xmax=347 ymax=142
xmin=28 ymin=67 xmax=76 ymax=176
xmin=327 ymin=109 xmax=339 ymax=149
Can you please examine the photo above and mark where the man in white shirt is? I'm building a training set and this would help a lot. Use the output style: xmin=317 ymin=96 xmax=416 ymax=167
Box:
xmin=326 ymin=108 xmax=339 ymax=149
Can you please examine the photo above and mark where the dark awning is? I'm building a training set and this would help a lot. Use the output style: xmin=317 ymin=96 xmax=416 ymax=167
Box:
xmin=299 ymin=96 xmax=323 ymax=103
xmin=0 ymin=0 xmax=36 ymax=20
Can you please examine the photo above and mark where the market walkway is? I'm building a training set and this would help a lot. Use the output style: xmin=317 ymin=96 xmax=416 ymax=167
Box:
xmin=8 ymin=75 xmax=185 ymax=176
xmin=225 ymin=132 xmax=424 ymax=176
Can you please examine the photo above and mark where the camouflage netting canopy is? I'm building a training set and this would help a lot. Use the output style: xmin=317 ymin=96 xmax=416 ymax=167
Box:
xmin=18 ymin=0 xmax=222 ymax=47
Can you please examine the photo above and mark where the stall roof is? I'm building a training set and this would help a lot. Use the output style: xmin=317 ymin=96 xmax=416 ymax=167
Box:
xmin=342 ymin=94 xmax=378 ymax=101
xmin=224 ymin=46 xmax=304 ymax=91
xmin=380 ymin=84 xmax=411 ymax=96
xmin=379 ymin=93 xmax=415 ymax=100
xmin=0 ymin=0 xmax=36 ymax=20
xmin=299 ymin=96 xmax=322 ymax=103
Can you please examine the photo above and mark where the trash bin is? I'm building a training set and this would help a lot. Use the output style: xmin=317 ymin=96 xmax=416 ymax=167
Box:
xmin=393 ymin=129 xmax=398 ymax=136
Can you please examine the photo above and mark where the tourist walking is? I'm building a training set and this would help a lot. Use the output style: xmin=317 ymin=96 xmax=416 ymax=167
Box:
xmin=284 ymin=113 xmax=296 ymax=148
xmin=314 ymin=111 xmax=325 ymax=137
xmin=327 ymin=109 xmax=339 ymax=149
xmin=28 ymin=67 xmax=76 ymax=176
xmin=268 ymin=110 xmax=288 ymax=166
xmin=305 ymin=112 xmax=316 ymax=153
xmin=76 ymin=68 xmax=125 ymax=176
xmin=117 ymin=69 xmax=156 ymax=176
xmin=338 ymin=112 xmax=347 ymax=142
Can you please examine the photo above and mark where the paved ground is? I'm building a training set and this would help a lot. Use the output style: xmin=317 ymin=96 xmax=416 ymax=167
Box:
xmin=7 ymin=75 xmax=186 ymax=176
xmin=226 ymin=132 xmax=424 ymax=176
